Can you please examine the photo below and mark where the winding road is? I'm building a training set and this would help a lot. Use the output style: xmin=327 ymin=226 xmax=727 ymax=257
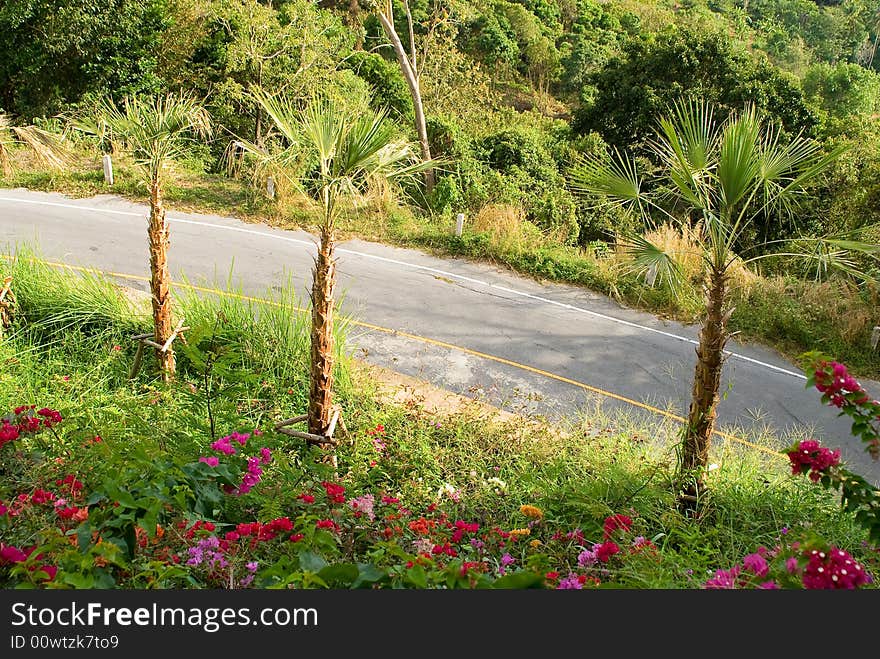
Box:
xmin=2 ymin=188 xmax=878 ymax=485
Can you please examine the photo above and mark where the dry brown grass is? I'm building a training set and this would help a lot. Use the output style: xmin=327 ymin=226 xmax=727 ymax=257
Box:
xmin=470 ymin=203 xmax=546 ymax=249
xmin=613 ymin=222 xmax=758 ymax=297
xmin=769 ymin=276 xmax=877 ymax=343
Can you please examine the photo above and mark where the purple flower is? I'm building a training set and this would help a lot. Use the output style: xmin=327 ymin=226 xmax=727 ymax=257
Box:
xmin=557 ymin=573 xmax=583 ymax=590
xmin=246 ymin=561 xmax=258 ymax=572
xmin=260 ymin=447 xmax=272 ymax=465
xmin=500 ymin=553 xmax=515 ymax=567
xmin=577 ymin=548 xmax=598 ymax=568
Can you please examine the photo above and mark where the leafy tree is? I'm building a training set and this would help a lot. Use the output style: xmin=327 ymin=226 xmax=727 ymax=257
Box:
xmin=803 ymin=62 xmax=880 ymax=122
xmin=571 ymin=100 xmax=856 ymax=510
xmin=343 ymin=51 xmax=414 ymax=118
xmin=76 ymin=94 xmax=212 ymax=380
xmin=573 ymin=28 xmax=819 ymax=155
xmin=0 ymin=0 xmax=167 ymax=119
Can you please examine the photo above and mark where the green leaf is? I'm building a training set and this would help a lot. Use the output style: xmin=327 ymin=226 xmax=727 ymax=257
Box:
xmin=352 ymin=564 xmax=387 ymax=588
xmin=317 ymin=563 xmax=360 ymax=586
xmin=406 ymin=564 xmax=427 ymax=588
xmin=491 ymin=571 xmax=545 ymax=589
xmin=298 ymin=550 xmax=329 ymax=573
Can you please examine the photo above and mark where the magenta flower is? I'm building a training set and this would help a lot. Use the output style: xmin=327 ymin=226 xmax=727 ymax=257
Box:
xmin=199 ymin=456 xmax=219 ymax=467
xmin=704 ymin=566 xmax=740 ymax=589
xmin=742 ymin=553 xmax=769 ymax=578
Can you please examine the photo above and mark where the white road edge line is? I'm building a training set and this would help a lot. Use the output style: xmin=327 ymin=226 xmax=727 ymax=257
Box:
xmin=0 ymin=195 xmax=808 ymax=380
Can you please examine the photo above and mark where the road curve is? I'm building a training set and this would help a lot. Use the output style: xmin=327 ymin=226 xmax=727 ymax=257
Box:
xmin=2 ymin=188 xmax=878 ymax=484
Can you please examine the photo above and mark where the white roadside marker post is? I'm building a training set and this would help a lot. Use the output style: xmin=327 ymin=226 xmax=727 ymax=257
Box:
xmin=102 ymin=154 xmax=114 ymax=185
xmin=455 ymin=212 xmax=465 ymax=237
xmin=267 ymin=175 xmax=275 ymax=199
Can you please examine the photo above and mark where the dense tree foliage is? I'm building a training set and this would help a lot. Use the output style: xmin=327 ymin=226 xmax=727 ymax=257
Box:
xmin=0 ymin=0 xmax=167 ymax=118
xmin=1 ymin=0 xmax=878 ymax=256
xmin=572 ymin=27 xmax=820 ymax=153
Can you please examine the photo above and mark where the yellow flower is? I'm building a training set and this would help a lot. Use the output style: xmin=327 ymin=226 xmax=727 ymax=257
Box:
xmin=509 ymin=528 xmax=531 ymax=537
xmin=520 ymin=504 xmax=544 ymax=519
xmin=529 ymin=539 xmax=542 ymax=548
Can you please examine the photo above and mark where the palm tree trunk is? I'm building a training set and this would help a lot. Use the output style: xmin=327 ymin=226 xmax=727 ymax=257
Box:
xmin=148 ymin=179 xmax=175 ymax=380
xmin=308 ymin=224 xmax=336 ymax=440
xmin=679 ymin=268 xmax=727 ymax=509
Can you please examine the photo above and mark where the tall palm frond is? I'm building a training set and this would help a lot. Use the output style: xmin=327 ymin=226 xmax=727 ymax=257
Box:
xmin=568 ymin=146 xmax=646 ymax=220
xmin=0 ymin=113 xmax=71 ymax=175
xmin=650 ymin=98 xmax=718 ymax=209
xmin=619 ymin=233 xmax=688 ymax=293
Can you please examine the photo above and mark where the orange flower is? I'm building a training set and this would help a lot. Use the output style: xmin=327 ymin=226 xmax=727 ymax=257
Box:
xmin=508 ymin=527 xmax=531 ymax=537
xmin=519 ymin=505 xmax=544 ymax=519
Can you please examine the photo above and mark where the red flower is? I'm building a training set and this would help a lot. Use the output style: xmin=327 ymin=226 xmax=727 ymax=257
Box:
xmin=298 ymin=493 xmax=315 ymax=504
xmin=37 ymin=564 xmax=58 ymax=582
xmin=321 ymin=481 xmax=346 ymax=504
xmin=18 ymin=415 xmax=41 ymax=433
xmin=37 ymin=408 xmax=63 ymax=426
xmin=30 ymin=489 xmax=55 ymax=505
xmin=316 ymin=519 xmax=340 ymax=532
xmin=603 ymin=515 xmax=633 ymax=540
xmin=289 ymin=533 xmax=304 ymax=543
xmin=545 ymin=571 xmax=560 ymax=582
xmin=595 ymin=541 xmax=621 ymax=563
xmin=0 ymin=421 xmax=20 ymax=446
xmin=381 ymin=496 xmax=400 ymax=505
xmin=0 ymin=545 xmax=28 ymax=563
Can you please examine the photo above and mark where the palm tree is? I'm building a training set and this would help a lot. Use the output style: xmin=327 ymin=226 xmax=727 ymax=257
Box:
xmin=570 ymin=100 xmax=853 ymax=509
xmin=76 ymin=94 xmax=212 ymax=380
xmin=243 ymin=93 xmax=431 ymax=453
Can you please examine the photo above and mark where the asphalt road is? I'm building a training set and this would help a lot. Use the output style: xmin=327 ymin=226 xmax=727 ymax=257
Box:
xmin=2 ymin=188 xmax=878 ymax=484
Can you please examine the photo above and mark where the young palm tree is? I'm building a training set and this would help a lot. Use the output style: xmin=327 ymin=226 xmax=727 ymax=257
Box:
xmin=570 ymin=100 xmax=857 ymax=509
xmin=79 ymin=95 xmax=212 ymax=380
xmin=245 ymin=92 xmax=431 ymax=448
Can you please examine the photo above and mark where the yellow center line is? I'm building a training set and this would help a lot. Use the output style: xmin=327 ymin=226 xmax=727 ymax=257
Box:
xmin=5 ymin=256 xmax=785 ymax=460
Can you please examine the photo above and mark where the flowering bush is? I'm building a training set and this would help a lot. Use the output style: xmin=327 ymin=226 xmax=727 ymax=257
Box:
xmin=789 ymin=353 xmax=880 ymax=543
xmin=704 ymin=533 xmax=873 ymax=590
xmin=0 ymin=413 xmax=665 ymax=590
xmin=0 ymin=405 xmax=62 ymax=449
